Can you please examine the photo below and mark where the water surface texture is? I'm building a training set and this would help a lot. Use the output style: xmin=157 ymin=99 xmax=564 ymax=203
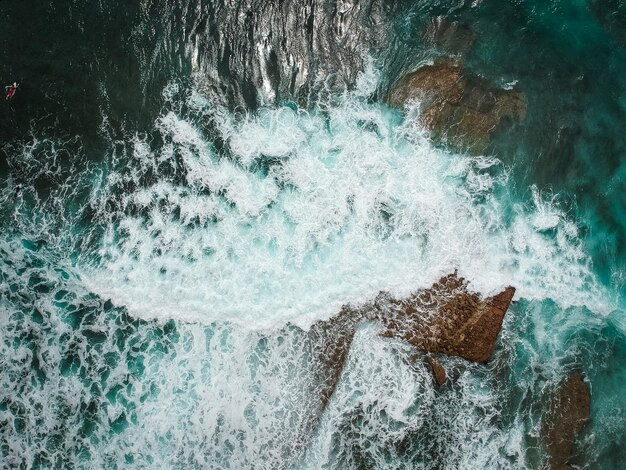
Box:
xmin=1 ymin=0 xmax=625 ymax=468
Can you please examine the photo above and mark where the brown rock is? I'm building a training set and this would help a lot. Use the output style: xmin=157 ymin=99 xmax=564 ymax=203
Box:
xmin=436 ymin=103 xmax=498 ymax=154
xmin=377 ymin=273 xmax=515 ymax=363
xmin=387 ymin=60 xmax=464 ymax=109
xmin=293 ymin=306 xmax=364 ymax=450
xmin=308 ymin=306 xmax=363 ymax=411
xmin=300 ymin=273 xmax=515 ymax=449
xmin=460 ymin=76 xmax=498 ymax=113
xmin=540 ymin=372 xmax=591 ymax=470
xmin=426 ymin=355 xmax=447 ymax=387
xmin=387 ymin=61 xmax=527 ymax=154
xmin=493 ymin=88 xmax=527 ymax=122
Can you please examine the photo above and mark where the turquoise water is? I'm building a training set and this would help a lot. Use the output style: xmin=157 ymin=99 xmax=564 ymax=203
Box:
xmin=1 ymin=0 xmax=625 ymax=468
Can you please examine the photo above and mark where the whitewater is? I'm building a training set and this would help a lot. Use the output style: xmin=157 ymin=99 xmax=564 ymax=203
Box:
xmin=73 ymin=80 xmax=610 ymax=329
xmin=1 ymin=74 xmax=621 ymax=468
xmin=1 ymin=0 xmax=625 ymax=468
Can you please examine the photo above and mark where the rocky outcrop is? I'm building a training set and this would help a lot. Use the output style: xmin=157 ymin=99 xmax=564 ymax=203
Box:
xmin=426 ymin=355 xmax=447 ymax=387
xmin=309 ymin=306 xmax=363 ymax=410
xmin=540 ymin=372 xmax=591 ymax=470
xmin=377 ymin=273 xmax=516 ymax=363
xmin=308 ymin=273 xmax=514 ymax=410
xmin=297 ymin=273 xmax=515 ymax=452
xmin=387 ymin=61 xmax=527 ymax=154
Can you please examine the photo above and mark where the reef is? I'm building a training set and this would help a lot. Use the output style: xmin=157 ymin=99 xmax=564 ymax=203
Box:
xmin=540 ymin=372 xmax=591 ymax=470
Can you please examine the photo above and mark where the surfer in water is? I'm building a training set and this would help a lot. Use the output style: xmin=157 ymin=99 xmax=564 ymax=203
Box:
xmin=5 ymin=82 xmax=18 ymax=101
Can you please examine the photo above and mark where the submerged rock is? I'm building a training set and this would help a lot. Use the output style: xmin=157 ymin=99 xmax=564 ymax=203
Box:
xmin=589 ymin=0 xmax=626 ymax=51
xmin=540 ymin=372 xmax=591 ymax=470
xmin=387 ymin=61 xmax=527 ymax=154
xmin=387 ymin=60 xmax=464 ymax=110
xmin=426 ymin=355 xmax=447 ymax=387
xmin=424 ymin=17 xmax=476 ymax=57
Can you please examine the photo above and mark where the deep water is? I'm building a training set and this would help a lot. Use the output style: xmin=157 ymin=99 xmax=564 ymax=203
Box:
xmin=1 ymin=0 xmax=625 ymax=469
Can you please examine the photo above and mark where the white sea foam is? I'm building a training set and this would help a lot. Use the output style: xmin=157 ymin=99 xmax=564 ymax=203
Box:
xmin=0 ymin=232 xmax=612 ymax=469
xmin=301 ymin=324 xmax=528 ymax=469
xmin=1 ymin=229 xmax=522 ymax=469
xmin=0 ymin=240 xmax=317 ymax=468
xmin=78 ymin=85 xmax=610 ymax=328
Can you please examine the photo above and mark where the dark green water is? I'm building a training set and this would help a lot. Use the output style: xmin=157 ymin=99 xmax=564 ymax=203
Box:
xmin=1 ymin=0 xmax=625 ymax=468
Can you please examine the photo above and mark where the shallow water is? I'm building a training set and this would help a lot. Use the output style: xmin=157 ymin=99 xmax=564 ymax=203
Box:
xmin=1 ymin=0 xmax=625 ymax=468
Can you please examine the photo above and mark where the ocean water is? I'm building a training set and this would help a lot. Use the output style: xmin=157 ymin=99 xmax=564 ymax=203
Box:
xmin=1 ymin=0 xmax=625 ymax=469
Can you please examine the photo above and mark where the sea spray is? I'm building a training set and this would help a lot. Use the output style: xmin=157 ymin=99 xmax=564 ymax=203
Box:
xmin=76 ymin=86 xmax=612 ymax=328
